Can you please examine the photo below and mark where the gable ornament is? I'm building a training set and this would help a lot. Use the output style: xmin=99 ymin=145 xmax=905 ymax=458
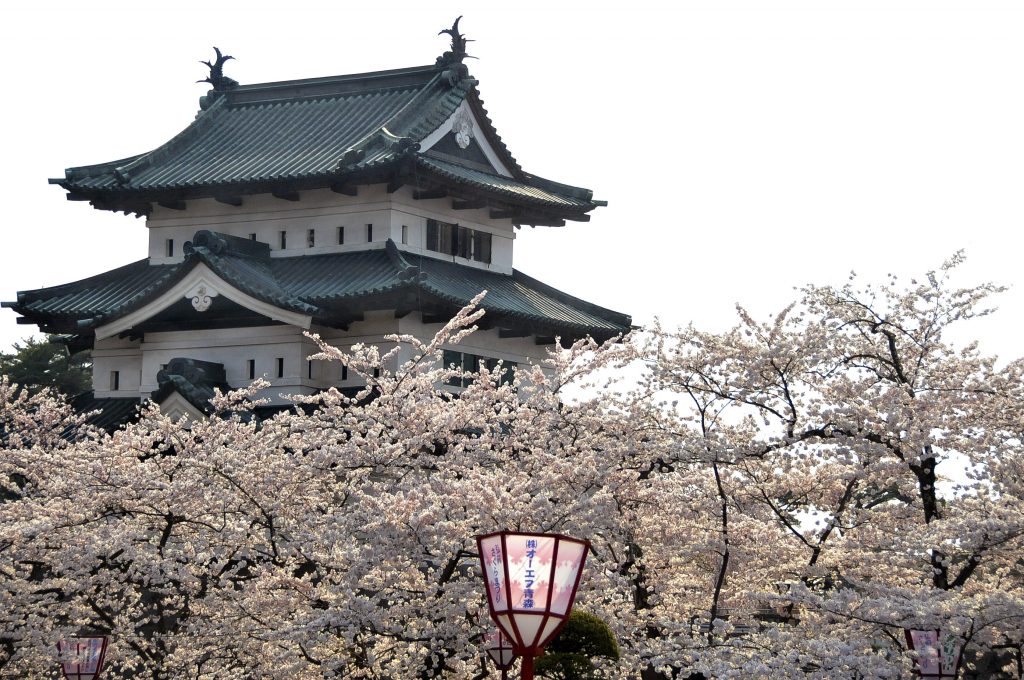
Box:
xmin=186 ymin=283 xmax=218 ymax=312
xmin=452 ymin=109 xmax=474 ymax=149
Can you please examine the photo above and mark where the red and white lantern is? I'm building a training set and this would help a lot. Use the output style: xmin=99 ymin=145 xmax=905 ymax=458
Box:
xmin=483 ymin=627 xmax=517 ymax=676
xmin=57 ymin=636 xmax=108 ymax=680
xmin=905 ymin=629 xmax=961 ymax=679
xmin=477 ymin=531 xmax=589 ymax=680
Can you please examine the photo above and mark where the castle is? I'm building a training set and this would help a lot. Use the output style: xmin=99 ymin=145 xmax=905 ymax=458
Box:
xmin=3 ymin=22 xmax=630 ymax=426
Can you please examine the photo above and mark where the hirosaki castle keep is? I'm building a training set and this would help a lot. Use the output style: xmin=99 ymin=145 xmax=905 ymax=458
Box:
xmin=4 ymin=23 xmax=630 ymax=426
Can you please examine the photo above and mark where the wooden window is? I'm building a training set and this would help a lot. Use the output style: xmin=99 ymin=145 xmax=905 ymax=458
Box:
xmin=249 ymin=233 xmax=257 ymax=241
xmin=426 ymin=219 xmax=490 ymax=263
xmin=166 ymin=239 xmax=174 ymax=257
xmin=337 ymin=226 xmax=345 ymax=245
xmin=247 ymin=359 xmax=255 ymax=380
xmin=276 ymin=358 xmax=284 ymax=378
xmin=109 ymin=370 xmax=120 ymax=391
xmin=442 ymin=351 xmax=515 ymax=388
xmin=341 ymin=364 xmax=348 ymax=381
xmin=485 ymin=357 xmax=517 ymax=387
xmin=472 ymin=231 xmax=491 ymax=263
xmin=373 ymin=367 xmax=380 ymax=378
xmin=279 ymin=231 xmax=287 ymax=249
xmin=443 ymin=349 xmax=461 ymax=386
xmin=307 ymin=360 xmax=313 ymax=379
xmin=456 ymin=227 xmax=471 ymax=260
xmin=366 ymin=223 xmax=373 ymax=242
xmin=401 ymin=224 xmax=409 ymax=245
xmin=307 ymin=228 xmax=315 ymax=248
xmin=426 ymin=219 xmax=438 ymax=251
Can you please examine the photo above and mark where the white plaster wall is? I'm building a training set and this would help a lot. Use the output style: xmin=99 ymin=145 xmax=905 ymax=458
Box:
xmin=140 ymin=325 xmax=316 ymax=399
xmin=89 ymin=309 xmax=554 ymax=405
xmin=385 ymin=188 xmax=515 ymax=273
xmin=319 ymin=311 xmax=402 ymax=389
xmin=92 ymin=335 xmax=143 ymax=398
xmin=146 ymin=185 xmax=517 ymax=274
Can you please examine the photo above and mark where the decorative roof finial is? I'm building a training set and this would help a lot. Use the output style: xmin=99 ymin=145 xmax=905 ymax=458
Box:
xmin=198 ymin=47 xmax=239 ymax=92
xmin=437 ymin=16 xmax=474 ymax=66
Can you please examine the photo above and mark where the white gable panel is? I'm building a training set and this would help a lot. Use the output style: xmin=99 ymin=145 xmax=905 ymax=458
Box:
xmin=157 ymin=392 xmax=206 ymax=427
xmin=94 ymin=263 xmax=312 ymax=340
xmin=418 ymin=101 xmax=514 ymax=178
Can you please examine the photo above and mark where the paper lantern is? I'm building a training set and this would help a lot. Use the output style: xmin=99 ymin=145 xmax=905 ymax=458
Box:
xmin=477 ymin=531 xmax=589 ymax=660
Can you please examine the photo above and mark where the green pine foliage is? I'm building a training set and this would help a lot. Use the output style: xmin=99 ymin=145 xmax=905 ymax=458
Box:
xmin=535 ymin=610 xmax=620 ymax=680
xmin=0 ymin=336 xmax=91 ymax=397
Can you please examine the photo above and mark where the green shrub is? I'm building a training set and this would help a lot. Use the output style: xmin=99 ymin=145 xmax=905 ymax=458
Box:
xmin=535 ymin=610 xmax=619 ymax=679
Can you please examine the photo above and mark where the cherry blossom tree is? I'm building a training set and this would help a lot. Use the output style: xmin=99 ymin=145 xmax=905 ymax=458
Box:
xmin=640 ymin=253 xmax=1024 ymax=678
xmin=0 ymin=298 xmax=652 ymax=679
xmin=0 ymin=261 xmax=1021 ymax=679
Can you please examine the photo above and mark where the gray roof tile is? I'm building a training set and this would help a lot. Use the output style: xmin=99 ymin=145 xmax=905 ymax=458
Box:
xmin=8 ymin=237 xmax=630 ymax=341
xmin=52 ymin=64 xmax=601 ymax=221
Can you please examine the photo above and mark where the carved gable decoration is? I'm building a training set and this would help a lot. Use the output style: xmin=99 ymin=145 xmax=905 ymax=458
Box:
xmin=420 ymin=103 xmax=512 ymax=177
xmin=452 ymin=109 xmax=474 ymax=149
xmin=426 ymin=129 xmax=496 ymax=174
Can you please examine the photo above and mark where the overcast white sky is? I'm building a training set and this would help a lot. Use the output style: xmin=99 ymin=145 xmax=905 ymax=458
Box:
xmin=2 ymin=1 xmax=1022 ymax=362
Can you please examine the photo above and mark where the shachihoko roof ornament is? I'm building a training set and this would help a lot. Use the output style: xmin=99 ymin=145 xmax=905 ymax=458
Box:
xmin=437 ymin=16 xmax=476 ymax=87
xmin=198 ymin=47 xmax=238 ymax=110
xmin=437 ymin=16 xmax=474 ymax=65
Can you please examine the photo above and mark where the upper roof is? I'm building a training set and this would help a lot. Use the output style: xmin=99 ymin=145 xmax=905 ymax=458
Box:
xmin=4 ymin=231 xmax=632 ymax=344
xmin=50 ymin=31 xmax=603 ymax=226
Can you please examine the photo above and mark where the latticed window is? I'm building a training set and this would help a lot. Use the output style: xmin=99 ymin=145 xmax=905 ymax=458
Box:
xmin=443 ymin=349 xmax=515 ymax=387
xmin=426 ymin=219 xmax=491 ymax=263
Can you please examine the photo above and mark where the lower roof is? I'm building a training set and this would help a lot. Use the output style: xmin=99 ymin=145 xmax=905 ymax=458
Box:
xmin=5 ymin=232 xmax=632 ymax=345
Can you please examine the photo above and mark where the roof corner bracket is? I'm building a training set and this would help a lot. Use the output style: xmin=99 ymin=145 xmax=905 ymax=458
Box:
xmin=330 ymin=182 xmax=358 ymax=196
xmin=272 ymin=189 xmax=300 ymax=202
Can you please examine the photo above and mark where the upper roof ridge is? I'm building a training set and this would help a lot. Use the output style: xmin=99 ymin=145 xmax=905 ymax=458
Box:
xmin=224 ymin=64 xmax=442 ymax=105
xmin=49 ymin=25 xmax=603 ymax=225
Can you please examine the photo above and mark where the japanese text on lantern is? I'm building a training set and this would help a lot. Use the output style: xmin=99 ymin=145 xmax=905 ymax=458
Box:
xmin=489 ymin=545 xmax=502 ymax=604
xmin=523 ymin=539 xmax=538 ymax=609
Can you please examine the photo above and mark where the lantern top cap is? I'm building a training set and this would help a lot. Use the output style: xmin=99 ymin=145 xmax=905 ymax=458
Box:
xmin=476 ymin=530 xmax=591 ymax=545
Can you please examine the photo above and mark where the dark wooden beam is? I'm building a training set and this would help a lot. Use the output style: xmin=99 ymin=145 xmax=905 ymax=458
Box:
xmin=516 ymin=219 xmax=566 ymax=228
xmin=320 ymin=312 xmax=364 ymax=330
xmin=66 ymin=193 xmax=91 ymax=202
xmin=158 ymin=199 xmax=186 ymax=211
xmin=215 ymin=195 xmax=243 ymax=207
xmin=386 ymin=179 xmax=404 ymax=194
xmin=564 ymin=214 xmax=591 ymax=223
xmin=498 ymin=328 xmax=530 ymax=339
xmin=413 ymin=188 xmax=448 ymax=200
xmin=16 ymin=317 xmax=36 ymax=324
xmin=535 ymin=336 xmax=557 ymax=346
xmin=452 ymin=200 xmax=486 ymax=210
xmin=490 ymin=209 xmax=519 ymax=220
xmin=421 ymin=312 xmax=449 ymax=325
xmin=393 ymin=308 xmax=414 ymax=319
xmin=272 ymin=189 xmax=300 ymax=202
xmin=330 ymin=182 xmax=358 ymax=196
